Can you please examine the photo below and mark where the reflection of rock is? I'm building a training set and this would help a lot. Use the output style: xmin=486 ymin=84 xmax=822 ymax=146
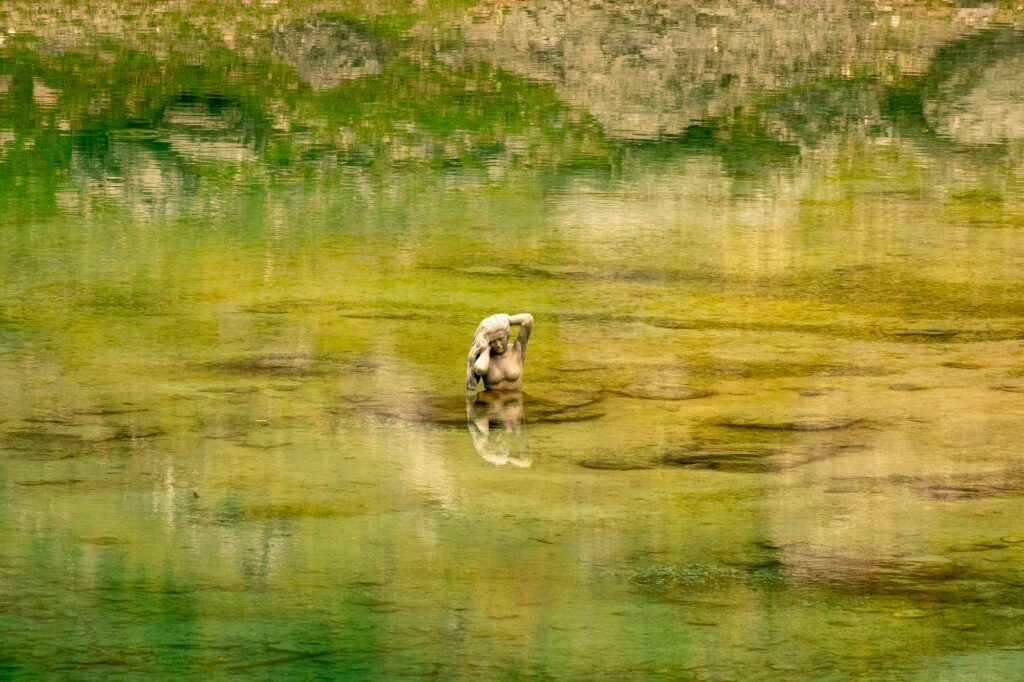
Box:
xmin=32 ymin=78 xmax=60 ymax=107
xmin=460 ymin=0 xmax=963 ymax=140
xmin=924 ymin=30 xmax=1024 ymax=145
xmin=273 ymin=17 xmax=382 ymax=89
xmin=161 ymin=100 xmax=259 ymax=163
xmin=166 ymin=135 xmax=256 ymax=163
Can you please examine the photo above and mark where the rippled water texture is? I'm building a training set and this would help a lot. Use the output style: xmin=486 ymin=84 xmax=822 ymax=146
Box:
xmin=2 ymin=1 xmax=1024 ymax=678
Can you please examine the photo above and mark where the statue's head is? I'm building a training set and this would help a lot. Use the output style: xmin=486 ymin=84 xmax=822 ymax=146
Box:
xmin=486 ymin=329 xmax=510 ymax=355
xmin=473 ymin=314 xmax=512 ymax=355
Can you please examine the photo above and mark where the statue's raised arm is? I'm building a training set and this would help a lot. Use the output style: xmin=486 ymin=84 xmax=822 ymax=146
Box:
xmin=466 ymin=313 xmax=534 ymax=392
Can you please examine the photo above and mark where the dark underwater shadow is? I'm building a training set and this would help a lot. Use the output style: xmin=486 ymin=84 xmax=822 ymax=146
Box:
xmin=338 ymin=388 xmax=605 ymax=429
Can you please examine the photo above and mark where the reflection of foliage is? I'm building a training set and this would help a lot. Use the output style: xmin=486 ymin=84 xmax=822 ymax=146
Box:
xmin=302 ymin=58 xmax=608 ymax=170
xmin=5 ymin=7 xmax=1022 ymax=219
xmin=0 ymin=42 xmax=285 ymax=215
xmin=758 ymin=78 xmax=884 ymax=145
xmin=0 ymin=3 xmax=874 ymax=218
xmin=0 ymin=21 xmax=611 ymax=217
xmin=618 ymin=114 xmax=800 ymax=181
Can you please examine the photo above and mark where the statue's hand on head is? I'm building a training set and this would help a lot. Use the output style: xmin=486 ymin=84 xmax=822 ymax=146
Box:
xmin=466 ymin=313 xmax=534 ymax=392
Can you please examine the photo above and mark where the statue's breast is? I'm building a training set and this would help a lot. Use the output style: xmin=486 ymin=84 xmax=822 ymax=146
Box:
xmin=486 ymin=353 xmax=522 ymax=385
xmin=500 ymin=363 xmax=521 ymax=381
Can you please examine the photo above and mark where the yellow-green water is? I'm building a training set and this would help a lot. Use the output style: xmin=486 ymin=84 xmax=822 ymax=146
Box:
xmin=2 ymin=2 xmax=1024 ymax=678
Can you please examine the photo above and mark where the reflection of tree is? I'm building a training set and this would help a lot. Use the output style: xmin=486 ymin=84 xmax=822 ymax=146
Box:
xmin=466 ymin=392 xmax=531 ymax=467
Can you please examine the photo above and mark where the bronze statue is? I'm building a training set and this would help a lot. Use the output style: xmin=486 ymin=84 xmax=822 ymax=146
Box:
xmin=466 ymin=313 xmax=534 ymax=391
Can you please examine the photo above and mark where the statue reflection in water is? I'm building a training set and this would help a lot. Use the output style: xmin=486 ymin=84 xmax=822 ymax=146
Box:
xmin=465 ymin=313 xmax=534 ymax=467
xmin=466 ymin=391 xmax=531 ymax=467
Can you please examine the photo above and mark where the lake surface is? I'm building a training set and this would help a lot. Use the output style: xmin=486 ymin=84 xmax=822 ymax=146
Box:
xmin=2 ymin=1 xmax=1024 ymax=678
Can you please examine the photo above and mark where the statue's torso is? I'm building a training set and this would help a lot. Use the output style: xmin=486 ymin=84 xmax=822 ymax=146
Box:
xmin=483 ymin=347 xmax=524 ymax=390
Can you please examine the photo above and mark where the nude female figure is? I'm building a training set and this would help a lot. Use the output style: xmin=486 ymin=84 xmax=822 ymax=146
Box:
xmin=465 ymin=313 xmax=534 ymax=392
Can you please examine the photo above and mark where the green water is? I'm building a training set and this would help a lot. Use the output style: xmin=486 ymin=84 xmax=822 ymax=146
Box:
xmin=2 ymin=2 xmax=1024 ymax=678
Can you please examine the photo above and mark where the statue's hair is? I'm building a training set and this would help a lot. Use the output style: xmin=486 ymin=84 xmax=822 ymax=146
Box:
xmin=466 ymin=314 xmax=510 ymax=391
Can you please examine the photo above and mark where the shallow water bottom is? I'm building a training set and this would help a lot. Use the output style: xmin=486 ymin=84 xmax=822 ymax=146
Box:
xmin=2 ymin=316 xmax=1024 ymax=678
